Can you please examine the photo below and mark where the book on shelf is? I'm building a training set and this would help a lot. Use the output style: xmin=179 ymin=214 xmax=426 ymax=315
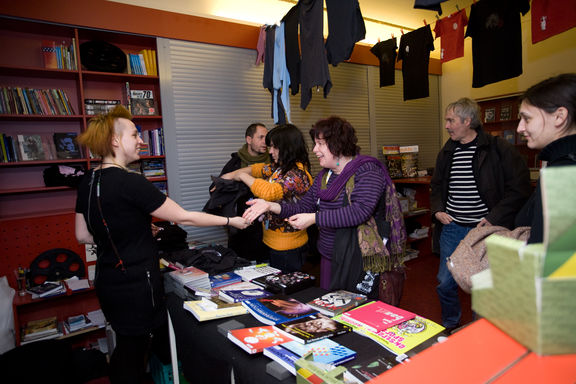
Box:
xmin=141 ymin=158 xmax=165 ymax=177
xmin=382 ymin=146 xmax=403 ymax=179
xmin=227 ymin=325 xmax=294 ymax=354
xmin=152 ymin=181 xmax=167 ymax=195
xmin=130 ymin=90 xmax=156 ymax=116
xmin=251 ymin=271 xmax=315 ymax=294
xmin=41 ymin=40 xmax=77 ymax=70
xmin=183 ymin=299 xmax=247 ymax=322
xmin=209 ymin=271 xmax=242 ymax=289
xmin=281 ymin=338 xmax=357 ymax=366
xmin=340 ymin=301 xmax=416 ymax=333
xmin=21 ymin=316 xmax=62 ymax=344
xmin=41 ymin=40 xmax=58 ymax=69
xmin=234 ymin=264 xmax=282 ymax=282
xmin=273 ymin=313 xmax=352 ymax=344
xmin=141 ymin=127 xmax=164 ymax=156
xmin=218 ymin=287 xmax=274 ymax=303
xmin=306 ymin=290 xmax=368 ymax=317
xmin=84 ymin=99 xmax=121 ymax=115
xmin=64 ymin=314 xmax=97 ymax=334
xmin=242 ymin=294 xmax=318 ymax=325
xmin=263 ymin=344 xmax=300 ymax=375
xmin=53 ymin=132 xmax=81 ymax=159
xmin=17 ymin=134 xmax=45 ymax=161
xmin=1 ymin=87 xmax=74 ymax=116
xmin=399 ymin=145 xmax=419 ymax=178
xmin=26 ymin=281 xmax=66 ymax=299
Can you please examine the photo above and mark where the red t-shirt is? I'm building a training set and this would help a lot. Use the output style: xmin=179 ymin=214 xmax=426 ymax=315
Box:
xmin=531 ymin=0 xmax=576 ymax=44
xmin=434 ymin=9 xmax=468 ymax=63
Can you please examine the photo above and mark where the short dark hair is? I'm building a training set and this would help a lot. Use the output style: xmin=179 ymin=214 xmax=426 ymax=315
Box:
xmin=521 ymin=73 xmax=576 ymax=132
xmin=309 ymin=116 xmax=360 ymax=157
xmin=245 ymin=123 xmax=266 ymax=138
xmin=266 ymin=124 xmax=310 ymax=174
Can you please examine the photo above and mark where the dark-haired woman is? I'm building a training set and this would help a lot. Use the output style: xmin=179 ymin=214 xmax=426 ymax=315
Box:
xmin=243 ymin=117 xmax=405 ymax=292
xmin=222 ymin=124 xmax=313 ymax=272
xmin=515 ymin=73 xmax=576 ymax=243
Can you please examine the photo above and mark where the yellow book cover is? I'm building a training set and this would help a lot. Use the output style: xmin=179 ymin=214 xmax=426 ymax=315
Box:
xmin=139 ymin=49 xmax=150 ymax=75
xmin=183 ymin=300 xmax=247 ymax=322
xmin=151 ymin=50 xmax=157 ymax=76
xmin=23 ymin=316 xmax=58 ymax=337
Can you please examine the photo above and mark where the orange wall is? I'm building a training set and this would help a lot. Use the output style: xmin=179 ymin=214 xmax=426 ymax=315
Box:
xmin=1 ymin=0 xmax=441 ymax=74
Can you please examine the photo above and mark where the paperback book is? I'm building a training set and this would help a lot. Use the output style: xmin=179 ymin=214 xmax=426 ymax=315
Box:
xmin=242 ymin=294 xmax=318 ymax=325
xmin=130 ymin=89 xmax=156 ymax=116
xmin=273 ymin=313 xmax=352 ymax=344
xmin=26 ymin=281 xmax=66 ymax=299
xmin=263 ymin=345 xmax=300 ymax=375
xmin=281 ymin=338 xmax=357 ymax=366
xmin=209 ymin=272 xmax=242 ymax=289
xmin=371 ymin=316 xmax=446 ymax=355
xmin=53 ymin=132 xmax=81 ymax=159
xmin=251 ymin=271 xmax=315 ymax=294
xmin=227 ymin=325 xmax=294 ymax=354
xmin=219 ymin=287 xmax=274 ymax=303
xmin=344 ymin=350 xmax=404 ymax=383
xmin=234 ymin=264 xmax=281 ymax=282
xmin=340 ymin=301 xmax=416 ymax=333
xmin=21 ymin=316 xmax=63 ymax=344
xmin=183 ymin=299 xmax=247 ymax=322
xmin=306 ymin=290 xmax=368 ymax=317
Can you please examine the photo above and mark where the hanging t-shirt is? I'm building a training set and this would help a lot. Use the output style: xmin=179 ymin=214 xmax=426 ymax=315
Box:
xmin=255 ymin=25 xmax=266 ymax=65
xmin=299 ymin=0 xmax=332 ymax=110
xmin=531 ymin=0 xmax=576 ymax=44
xmin=370 ymin=38 xmax=397 ymax=87
xmin=414 ymin=0 xmax=449 ymax=15
xmin=325 ymin=0 xmax=366 ymax=66
xmin=282 ymin=4 xmax=301 ymax=95
xmin=465 ymin=0 xmax=530 ymax=88
xmin=434 ymin=9 xmax=468 ymax=63
xmin=397 ymin=25 xmax=435 ymax=101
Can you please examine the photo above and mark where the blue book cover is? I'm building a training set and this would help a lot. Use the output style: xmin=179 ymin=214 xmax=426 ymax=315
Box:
xmin=281 ymin=338 xmax=356 ymax=366
xmin=210 ymin=272 xmax=242 ymax=288
xmin=263 ymin=345 xmax=299 ymax=375
xmin=242 ymin=294 xmax=318 ymax=325
xmin=219 ymin=288 xmax=273 ymax=303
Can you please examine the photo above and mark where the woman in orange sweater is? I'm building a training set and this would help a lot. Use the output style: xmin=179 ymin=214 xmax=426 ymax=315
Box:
xmin=222 ymin=124 xmax=313 ymax=271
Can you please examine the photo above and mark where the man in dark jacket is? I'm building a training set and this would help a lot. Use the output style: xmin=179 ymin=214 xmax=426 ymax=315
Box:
xmin=207 ymin=123 xmax=269 ymax=261
xmin=430 ymin=98 xmax=531 ymax=332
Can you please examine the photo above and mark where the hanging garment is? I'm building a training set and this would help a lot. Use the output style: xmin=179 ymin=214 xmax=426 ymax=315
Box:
xmin=255 ymin=25 xmax=266 ymax=65
xmin=299 ymin=0 xmax=332 ymax=110
xmin=370 ymin=38 xmax=397 ymax=87
xmin=531 ymin=0 xmax=576 ymax=44
xmin=465 ymin=0 xmax=530 ymax=88
xmin=398 ymin=25 xmax=435 ymax=101
xmin=413 ymin=0 xmax=448 ymax=15
xmin=325 ymin=0 xmax=366 ymax=66
xmin=282 ymin=4 xmax=301 ymax=95
xmin=273 ymin=22 xmax=290 ymax=124
xmin=434 ymin=8 xmax=468 ymax=63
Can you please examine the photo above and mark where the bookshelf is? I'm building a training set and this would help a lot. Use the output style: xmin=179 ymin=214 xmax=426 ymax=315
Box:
xmin=0 ymin=16 xmax=165 ymax=348
xmin=393 ymin=177 xmax=432 ymax=261
xmin=476 ymin=94 xmax=539 ymax=170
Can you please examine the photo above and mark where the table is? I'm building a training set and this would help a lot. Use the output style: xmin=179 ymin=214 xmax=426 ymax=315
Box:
xmin=166 ymin=287 xmax=388 ymax=384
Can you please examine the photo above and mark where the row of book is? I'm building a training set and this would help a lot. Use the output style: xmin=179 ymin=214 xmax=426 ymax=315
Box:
xmin=138 ymin=128 xmax=164 ymax=156
xmin=84 ymin=98 xmax=121 ymax=115
xmin=42 ymin=39 xmax=78 ymax=70
xmin=0 ymin=132 xmax=81 ymax=163
xmin=382 ymin=145 xmax=419 ymax=179
xmin=126 ymin=49 xmax=157 ymax=76
xmin=0 ymin=87 xmax=75 ymax=116
xmin=21 ymin=309 xmax=106 ymax=345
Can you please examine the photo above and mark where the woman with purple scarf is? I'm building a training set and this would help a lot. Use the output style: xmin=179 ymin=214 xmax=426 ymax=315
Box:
xmin=244 ymin=116 xmax=406 ymax=297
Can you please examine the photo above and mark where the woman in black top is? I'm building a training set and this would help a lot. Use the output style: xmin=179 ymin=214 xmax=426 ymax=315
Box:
xmin=515 ymin=73 xmax=576 ymax=243
xmin=75 ymin=106 xmax=248 ymax=383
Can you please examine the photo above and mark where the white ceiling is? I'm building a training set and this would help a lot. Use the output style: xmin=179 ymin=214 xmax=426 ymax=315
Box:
xmin=109 ymin=0 xmax=471 ymax=46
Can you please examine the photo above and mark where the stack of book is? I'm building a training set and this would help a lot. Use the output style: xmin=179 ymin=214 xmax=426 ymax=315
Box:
xmin=26 ymin=281 xmax=66 ymax=299
xmin=234 ymin=264 xmax=282 ymax=282
xmin=183 ymin=297 xmax=247 ymax=322
xmin=264 ymin=338 xmax=356 ymax=371
xmin=21 ymin=316 xmax=63 ymax=345
xmin=64 ymin=314 xmax=95 ymax=334
xmin=165 ymin=266 xmax=210 ymax=300
xmin=228 ymin=325 xmax=294 ymax=354
xmin=218 ymin=283 xmax=273 ymax=303
xmin=141 ymin=158 xmax=165 ymax=177
xmin=382 ymin=145 xmax=420 ymax=178
xmin=251 ymin=271 xmax=315 ymax=295
xmin=340 ymin=301 xmax=416 ymax=333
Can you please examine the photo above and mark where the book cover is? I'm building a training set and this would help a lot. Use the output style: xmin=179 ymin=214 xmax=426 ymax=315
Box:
xmin=384 ymin=153 xmax=403 ymax=179
xmin=341 ymin=301 xmax=416 ymax=333
xmin=273 ymin=313 xmax=352 ymax=344
xmin=22 ymin=316 xmax=58 ymax=339
xmin=169 ymin=266 xmax=208 ymax=285
xmin=41 ymin=40 xmax=58 ymax=69
xmin=210 ymin=272 xmax=242 ymax=289
xmin=26 ymin=281 xmax=64 ymax=298
xmin=227 ymin=325 xmax=294 ymax=354
xmin=234 ymin=264 xmax=282 ymax=282
xmin=263 ymin=345 xmax=299 ymax=375
xmin=183 ymin=300 xmax=247 ymax=322
xmin=282 ymin=338 xmax=357 ymax=366
xmin=371 ymin=316 xmax=445 ymax=355
xmin=18 ymin=134 xmax=45 ymax=161
xmin=346 ymin=352 xmax=402 ymax=382
xmin=53 ymin=132 xmax=81 ymax=159
xmin=242 ymin=295 xmax=318 ymax=325
xmin=306 ymin=290 xmax=368 ymax=317
xmin=219 ymin=288 xmax=273 ymax=303
xmin=130 ymin=89 xmax=156 ymax=115
xmin=251 ymin=271 xmax=315 ymax=294
xmin=400 ymin=152 xmax=418 ymax=178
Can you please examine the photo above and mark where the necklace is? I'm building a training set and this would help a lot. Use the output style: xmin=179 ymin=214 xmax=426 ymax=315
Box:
xmin=99 ymin=162 xmax=127 ymax=170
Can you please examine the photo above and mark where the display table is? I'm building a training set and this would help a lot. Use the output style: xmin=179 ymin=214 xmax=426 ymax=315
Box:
xmin=165 ymin=287 xmax=388 ymax=384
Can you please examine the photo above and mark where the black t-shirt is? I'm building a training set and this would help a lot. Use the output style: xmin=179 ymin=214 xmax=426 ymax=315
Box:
xmin=370 ymin=38 xmax=397 ymax=87
xmin=76 ymin=167 xmax=167 ymax=334
xmin=325 ymin=0 xmax=366 ymax=66
xmin=397 ymin=25 xmax=435 ymax=101
xmin=465 ymin=0 xmax=530 ymax=88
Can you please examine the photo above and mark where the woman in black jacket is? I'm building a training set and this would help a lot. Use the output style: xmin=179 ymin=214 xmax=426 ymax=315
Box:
xmin=515 ymin=73 xmax=576 ymax=243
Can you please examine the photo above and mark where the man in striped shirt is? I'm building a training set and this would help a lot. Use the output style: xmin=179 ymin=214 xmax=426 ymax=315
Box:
xmin=430 ymin=98 xmax=531 ymax=332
